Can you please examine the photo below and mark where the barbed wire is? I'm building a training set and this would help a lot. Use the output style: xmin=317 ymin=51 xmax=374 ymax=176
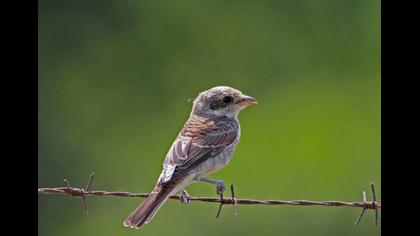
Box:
xmin=38 ymin=173 xmax=380 ymax=225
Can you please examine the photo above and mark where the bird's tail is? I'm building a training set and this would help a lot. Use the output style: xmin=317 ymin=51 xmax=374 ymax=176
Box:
xmin=123 ymin=185 xmax=175 ymax=229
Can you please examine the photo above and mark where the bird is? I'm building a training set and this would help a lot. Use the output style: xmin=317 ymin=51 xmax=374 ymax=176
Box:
xmin=123 ymin=86 xmax=257 ymax=229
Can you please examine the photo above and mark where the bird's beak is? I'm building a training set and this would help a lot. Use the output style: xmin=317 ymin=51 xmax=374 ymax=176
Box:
xmin=237 ymin=95 xmax=257 ymax=107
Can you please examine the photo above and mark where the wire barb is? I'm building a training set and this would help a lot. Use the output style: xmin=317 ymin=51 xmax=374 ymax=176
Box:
xmin=355 ymin=183 xmax=379 ymax=226
xmin=355 ymin=191 xmax=367 ymax=225
xmin=82 ymin=172 xmax=95 ymax=215
xmin=371 ymin=182 xmax=379 ymax=226
xmin=215 ymin=184 xmax=238 ymax=218
xmin=61 ymin=173 xmax=96 ymax=215
xmin=86 ymin=173 xmax=95 ymax=192
xmin=216 ymin=193 xmax=224 ymax=219
xmin=231 ymin=184 xmax=237 ymax=217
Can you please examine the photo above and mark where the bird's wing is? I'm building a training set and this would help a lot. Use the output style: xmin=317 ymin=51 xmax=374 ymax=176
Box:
xmin=158 ymin=116 xmax=238 ymax=184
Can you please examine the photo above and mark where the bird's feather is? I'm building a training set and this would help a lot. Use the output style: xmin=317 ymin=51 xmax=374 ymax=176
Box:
xmin=123 ymin=183 xmax=176 ymax=229
xmin=158 ymin=115 xmax=238 ymax=184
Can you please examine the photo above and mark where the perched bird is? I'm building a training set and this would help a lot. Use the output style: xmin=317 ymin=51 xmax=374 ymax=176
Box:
xmin=123 ymin=86 xmax=257 ymax=229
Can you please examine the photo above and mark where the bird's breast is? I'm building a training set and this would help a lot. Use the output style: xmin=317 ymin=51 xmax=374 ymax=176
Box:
xmin=193 ymin=126 xmax=241 ymax=178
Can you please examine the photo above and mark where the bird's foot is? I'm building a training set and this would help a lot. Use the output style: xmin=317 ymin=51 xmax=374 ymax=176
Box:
xmin=195 ymin=177 xmax=226 ymax=195
xmin=179 ymin=189 xmax=190 ymax=205
xmin=215 ymin=180 xmax=225 ymax=195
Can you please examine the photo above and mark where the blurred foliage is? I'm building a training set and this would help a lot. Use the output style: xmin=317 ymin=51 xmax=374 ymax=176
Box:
xmin=38 ymin=0 xmax=380 ymax=235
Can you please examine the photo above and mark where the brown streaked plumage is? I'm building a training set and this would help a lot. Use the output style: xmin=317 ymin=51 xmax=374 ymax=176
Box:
xmin=123 ymin=86 xmax=257 ymax=229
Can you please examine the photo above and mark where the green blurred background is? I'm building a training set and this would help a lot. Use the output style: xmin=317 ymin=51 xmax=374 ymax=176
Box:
xmin=38 ymin=0 xmax=380 ymax=235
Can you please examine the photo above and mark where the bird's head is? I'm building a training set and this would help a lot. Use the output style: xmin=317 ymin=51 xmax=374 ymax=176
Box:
xmin=191 ymin=86 xmax=257 ymax=117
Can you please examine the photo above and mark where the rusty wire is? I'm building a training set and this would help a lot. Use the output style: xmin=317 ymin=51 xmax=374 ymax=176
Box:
xmin=38 ymin=173 xmax=380 ymax=225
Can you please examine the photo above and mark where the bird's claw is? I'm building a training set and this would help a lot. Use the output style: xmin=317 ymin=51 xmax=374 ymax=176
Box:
xmin=179 ymin=189 xmax=190 ymax=205
xmin=216 ymin=181 xmax=225 ymax=195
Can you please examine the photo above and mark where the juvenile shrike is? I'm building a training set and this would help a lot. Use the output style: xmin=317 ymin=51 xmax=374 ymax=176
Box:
xmin=123 ymin=86 xmax=257 ymax=229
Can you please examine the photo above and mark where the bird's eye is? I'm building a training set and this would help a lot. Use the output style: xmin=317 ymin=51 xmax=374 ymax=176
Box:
xmin=222 ymin=96 xmax=233 ymax=104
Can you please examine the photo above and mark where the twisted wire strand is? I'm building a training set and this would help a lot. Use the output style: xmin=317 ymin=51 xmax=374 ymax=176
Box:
xmin=38 ymin=173 xmax=380 ymax=225
xmin=38 ymin=187 xmax=380 ymax=208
